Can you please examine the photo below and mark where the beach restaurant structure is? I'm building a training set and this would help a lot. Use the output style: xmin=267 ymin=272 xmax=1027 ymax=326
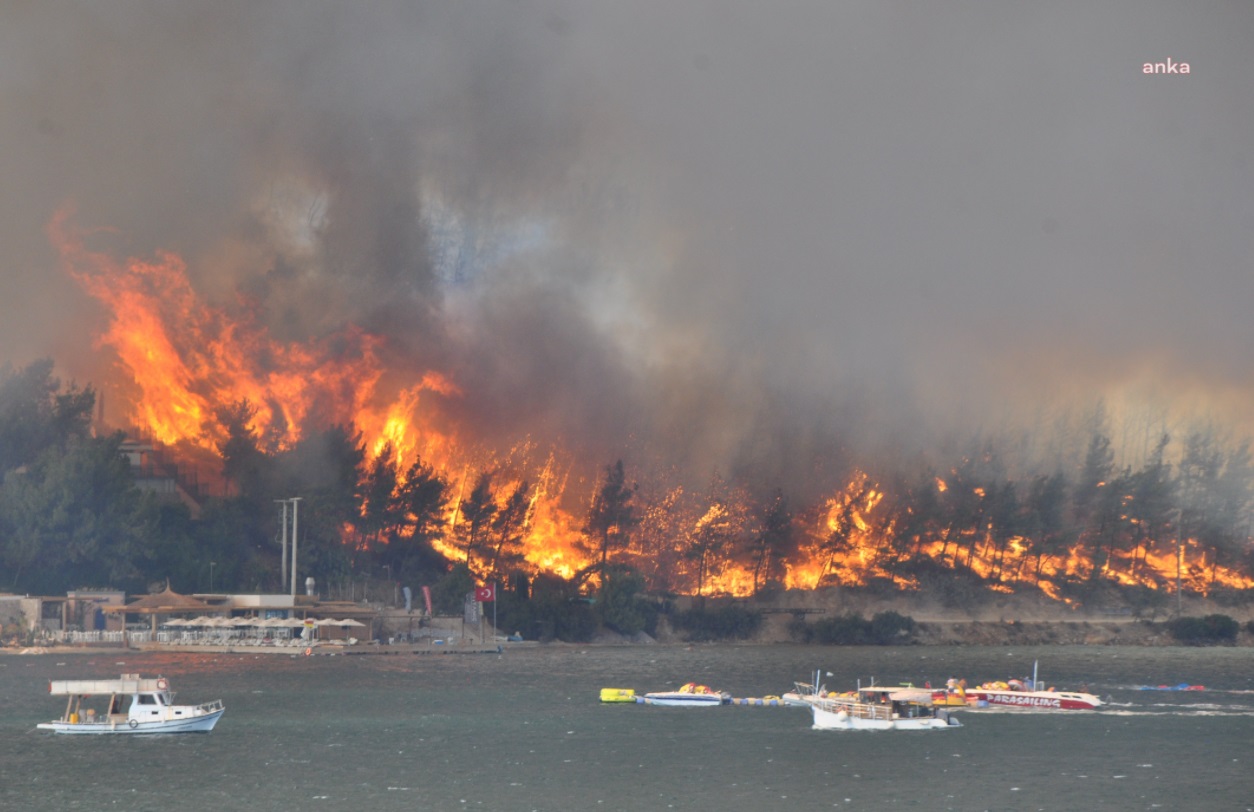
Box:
xmin=107 ymin=587 xmax=376 ymax=644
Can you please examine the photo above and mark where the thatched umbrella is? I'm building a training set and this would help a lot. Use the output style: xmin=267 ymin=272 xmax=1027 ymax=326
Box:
xmin=105 ymin=585 xmax=222 ymax=632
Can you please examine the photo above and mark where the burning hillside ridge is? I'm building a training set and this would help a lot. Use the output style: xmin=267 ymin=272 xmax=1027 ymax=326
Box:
xmin=48 ymin=214 xmax=1254 ymax=604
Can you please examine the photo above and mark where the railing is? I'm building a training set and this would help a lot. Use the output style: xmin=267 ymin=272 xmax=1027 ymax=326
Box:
xmin=48 ymin=630 xmax=150 ymax=645
xmin=814 ymin=697 xmax=894 ymax=721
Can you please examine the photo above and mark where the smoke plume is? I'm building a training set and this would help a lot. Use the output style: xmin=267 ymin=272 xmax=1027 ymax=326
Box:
xmin=2 ymin=1 xmax=1251 ymax=500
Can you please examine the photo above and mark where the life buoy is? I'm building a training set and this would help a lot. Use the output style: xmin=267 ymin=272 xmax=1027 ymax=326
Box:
xmin=156 ymin=678 xmax=169 ymax=690
xmin=128 ymin=719 xmax=138 ymax=729
xmin=304 ymin=647 xmax=313 ymax=656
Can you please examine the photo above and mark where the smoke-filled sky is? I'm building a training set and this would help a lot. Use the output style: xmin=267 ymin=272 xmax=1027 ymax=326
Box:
xmin=1 ymin=1 xmax=1251 ymax=497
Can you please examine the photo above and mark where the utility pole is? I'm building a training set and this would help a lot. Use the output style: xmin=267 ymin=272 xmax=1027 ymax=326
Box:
xmin=276 ymin=499 xmax=290 ymax=588
xmin=1176 ymin=505 xmax=1185 ymax=616
xmin=289 ymin=497 xmax=303 ymax=599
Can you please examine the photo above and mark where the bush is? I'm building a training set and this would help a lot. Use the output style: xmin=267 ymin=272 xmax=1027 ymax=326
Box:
xmin=786 ymin=615 xmax=811 ymax=641
xmin=869 ymin=610 xmax=916 ymax=644
xmin=1122 ymin=585 xmax=1169 ymax=619
xmin=1166 ymin=614 xmax=1239 ymax=645
xmin=429 ymin=563 xmax=476 ymax=615
xmin=1208 ymin=588 xmax=1254 ymax=609
xmin=808 ymin=612 xmax=871 ymax=644
xmin=555 ymin=601 xmax=597 ymax=643
xmin=671 ymin=605 xmax=762 ymax=641
xmin=794 ymin=610 xmax=917 ymax=645
xmin=595 ymin=565 xmax=658 ymax=636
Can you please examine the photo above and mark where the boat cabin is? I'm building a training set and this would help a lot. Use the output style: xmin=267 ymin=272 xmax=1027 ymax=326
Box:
xmin=50 ymin=674 xmax=178 ymax=726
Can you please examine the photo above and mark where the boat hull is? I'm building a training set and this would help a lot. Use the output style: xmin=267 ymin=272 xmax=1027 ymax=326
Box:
xmin=956 ymin=690 xmax=1101 ymax=711
xmin=811 ymin=702 xmax=959 ymax=731
xmin=38 ymin=708 xmax=224 ymax=734
xmin=643 ymin=692 xmax=727 ymax=707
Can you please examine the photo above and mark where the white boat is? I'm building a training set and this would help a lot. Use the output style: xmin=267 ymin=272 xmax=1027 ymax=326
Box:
xmin=933 ymin=662 xmax=1103 ymax=711
xmin=811 ymin=687 xmax=962 ymax=731
xmin=782 ymin=669 xmax=829 ymax=707
xmin=643 ymin=683 xmax=729 ymax=707
xmin=37 ymin=673 xmax=224 ymax=734
xmin=941 ymin=681 xmax=1103 ymax=711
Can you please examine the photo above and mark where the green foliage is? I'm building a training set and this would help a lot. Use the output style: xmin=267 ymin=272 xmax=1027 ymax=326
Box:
xmin=671 ymin=604 xmax=762 ymax=641
xmin=801 ymin=612 xmax=871 ymax=644
xmin=0 ymin=359 xmax=95 ymax=474
xmin=792 ymin=611 xmax=917 ymax=645
xmin=1165 ymin=614 xmax=1239 ymax=645
xmin=429 ymin=562 xmax=475 ymax=616
xmin=750 ymin=490 xmax=791 ymax=596
xmin=583 ymin=459 xmax=638 ymax=573
xmin=869 ymin=610 xmax=916 ymax=642
xmin=594 ymin=564 xmax=658 ymax=636
xmin=497 ymin=572 xmax=596 ymax=643
xmin=217 ymin=399 xmax=273 ymax=499
xmin=458 ymin=471 xmax=497 ymax=569
xmin=0 ymin=433 xmax=148 ymax=592
xmin=898 ymin=556 xmax=991 ymax=610
xmin=484 ymin=481 xmax=530 ymax=578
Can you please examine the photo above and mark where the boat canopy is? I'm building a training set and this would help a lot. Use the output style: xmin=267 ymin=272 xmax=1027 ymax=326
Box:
xmin=49 ymin=675 xmax=168 ymax=696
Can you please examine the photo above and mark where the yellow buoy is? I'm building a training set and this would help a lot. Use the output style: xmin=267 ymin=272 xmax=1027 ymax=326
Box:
xmin=600 ymin=688 xmax=636 ymax=703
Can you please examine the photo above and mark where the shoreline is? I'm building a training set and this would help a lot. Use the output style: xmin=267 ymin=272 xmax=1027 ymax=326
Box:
xmin=7 ymin=590 xmax=1252 ymax=654
xmin=8 ymin=618 xmax=1251 ymax=654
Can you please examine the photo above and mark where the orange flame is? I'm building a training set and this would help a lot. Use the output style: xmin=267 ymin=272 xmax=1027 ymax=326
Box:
xmin=50 ymin=213 xmax=1254 ymax=601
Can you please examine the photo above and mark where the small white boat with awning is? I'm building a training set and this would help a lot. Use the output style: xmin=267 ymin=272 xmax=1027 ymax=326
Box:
xmin=643 ymin=683 xmax=729 ymax=707
xmin=38 ymin=673 xmax=224 ymax=734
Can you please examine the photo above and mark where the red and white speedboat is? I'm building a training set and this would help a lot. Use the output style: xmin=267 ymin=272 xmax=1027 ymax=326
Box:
xmin=960 ymin=682 xmax=1102 ymax=711
xmin=934 ymin=672 xmax=1102 ymax=711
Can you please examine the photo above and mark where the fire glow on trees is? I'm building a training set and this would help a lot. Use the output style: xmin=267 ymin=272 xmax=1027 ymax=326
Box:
xmin=51 ymin=214 xmax=1254 ymax=602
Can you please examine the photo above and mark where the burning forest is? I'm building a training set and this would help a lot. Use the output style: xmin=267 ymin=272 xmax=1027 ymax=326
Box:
xmin=1 ymin=4 xmax=1252 ymax=615
xmin=5 ymin=211 xmax=1248 ymax=609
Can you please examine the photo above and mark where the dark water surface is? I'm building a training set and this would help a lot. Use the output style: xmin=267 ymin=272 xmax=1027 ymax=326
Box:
xmin=2 ymin=644 xmax=1252 ymax=811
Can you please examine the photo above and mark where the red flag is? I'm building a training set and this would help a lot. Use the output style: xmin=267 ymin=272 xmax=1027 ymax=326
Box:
xmin=474 ymin=583 xmax=495 ymax=602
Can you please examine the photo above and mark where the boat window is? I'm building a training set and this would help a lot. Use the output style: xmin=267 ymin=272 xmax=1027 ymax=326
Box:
xmin=138 ymin=694 xmax=157 ymax=705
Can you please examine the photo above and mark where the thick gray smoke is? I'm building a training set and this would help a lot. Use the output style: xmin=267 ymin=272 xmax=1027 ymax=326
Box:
xmin=1 ymin=1 xmax=1251 ymax=499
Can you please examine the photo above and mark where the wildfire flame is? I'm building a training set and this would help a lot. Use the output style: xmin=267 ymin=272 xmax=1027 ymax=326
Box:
xmin=50 ymin=213 xmax=1254 ymax=601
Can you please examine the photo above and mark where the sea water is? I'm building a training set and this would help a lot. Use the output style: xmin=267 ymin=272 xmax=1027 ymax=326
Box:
xmin=1 ymin=644 xmax=1252 ymax=811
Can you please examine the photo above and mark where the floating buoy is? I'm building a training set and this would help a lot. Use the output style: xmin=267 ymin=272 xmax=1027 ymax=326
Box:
xmin=304 ymin=647 xmax=313 ymax=656
xmin=600 ymin=688 xmax=636 ymax=703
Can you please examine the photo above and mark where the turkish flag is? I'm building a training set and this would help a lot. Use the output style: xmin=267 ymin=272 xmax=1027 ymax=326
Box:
xmin=474 ymin=584 xmax=496 ymax=602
